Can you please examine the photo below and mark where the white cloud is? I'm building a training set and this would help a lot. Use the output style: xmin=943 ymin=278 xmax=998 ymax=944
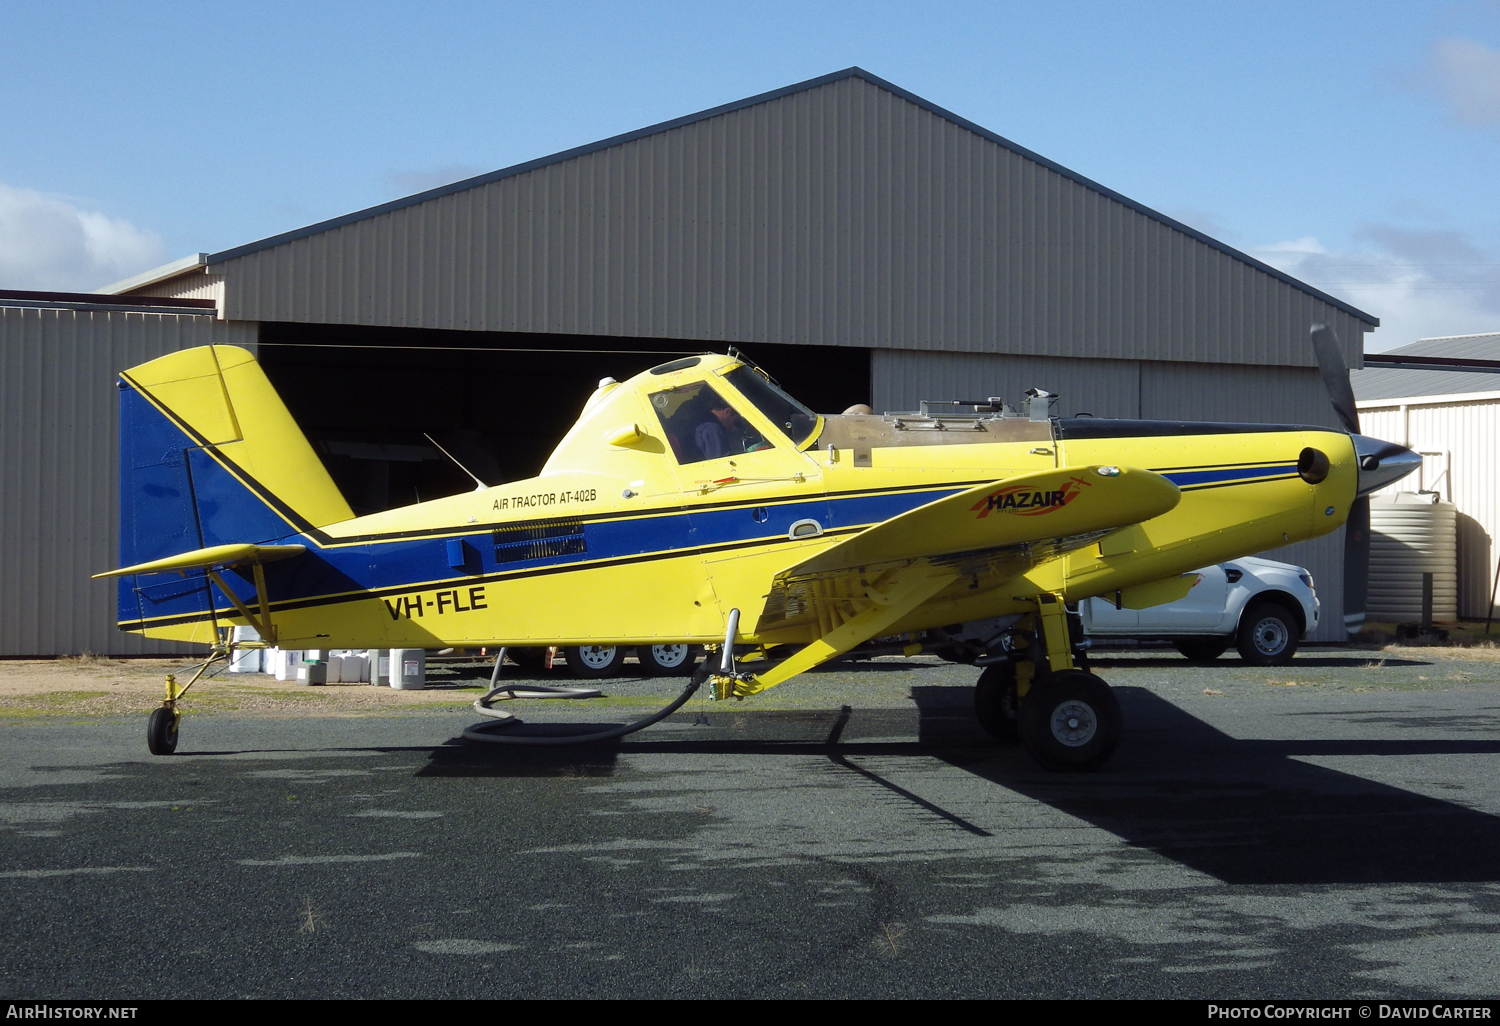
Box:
xmin=0 ymin=182 xmax=167 ymax=292
xmin=1422 ymin=36 xmax=1500 ymax=126
xmin=1250 ymin=228 xmax=1500 ymax=350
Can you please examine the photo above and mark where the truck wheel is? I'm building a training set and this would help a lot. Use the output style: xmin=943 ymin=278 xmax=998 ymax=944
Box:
xmin=636 ymin=644 xmax=701 ymax=676
xmin=974 ymin=663 xmax=1019 ymax=744
xmin=1019 ymin=669 xmax=1121 ymax=772
xmin=1175 ymin=638 xmax=1230 ymax=662
xmin=1235 ymin=602 xmax=1299 ymax=666
xmin=564 ymin=645 xmax=626 ymax=679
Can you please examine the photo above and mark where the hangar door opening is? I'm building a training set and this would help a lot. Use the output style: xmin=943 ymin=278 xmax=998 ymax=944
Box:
xmin=257 ymin=322 xmax=871 ymax=516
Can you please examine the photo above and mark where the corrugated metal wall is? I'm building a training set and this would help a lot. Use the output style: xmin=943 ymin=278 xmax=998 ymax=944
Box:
xmin=0 ymin=307 xmax=258 ymax=656
xmin=129 ymin=271 xmax=225 ymax=305
xmin=213 ymin=74 xmax=1369 ymax=369
xmin=873 ymin=348 xmax=1347 ymax=640
xmin=1359 ymin=397 xmax=1500 ymax=618
xmin=872 ymin=349 xmax=1345 ymax=425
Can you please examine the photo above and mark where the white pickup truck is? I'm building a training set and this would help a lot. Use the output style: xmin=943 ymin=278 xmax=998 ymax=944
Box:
xmin=1081 ymin=556 xmax=1319 ymax=666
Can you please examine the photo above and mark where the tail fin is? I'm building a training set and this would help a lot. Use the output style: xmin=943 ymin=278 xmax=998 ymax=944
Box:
xmin=115 ymin=345 xmax=352 ymax=638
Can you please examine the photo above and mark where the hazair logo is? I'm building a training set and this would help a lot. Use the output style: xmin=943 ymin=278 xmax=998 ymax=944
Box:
xmin=971 ymin=477 xmax=1090 ymax=519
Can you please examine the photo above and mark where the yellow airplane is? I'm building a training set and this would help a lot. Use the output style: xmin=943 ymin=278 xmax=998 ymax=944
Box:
xmin=96 ymin=331 xmax=1418 ymax=769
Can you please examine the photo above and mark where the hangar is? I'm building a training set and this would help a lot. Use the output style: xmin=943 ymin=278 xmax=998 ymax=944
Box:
xmin=0 ymin=67 xmax=1377 ymax=655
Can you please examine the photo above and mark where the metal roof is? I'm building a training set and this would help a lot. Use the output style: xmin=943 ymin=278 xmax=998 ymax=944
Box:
xmin=1352 ymin=333 xmax=1500 ymax=401
xmin=96 ymin=253 xmax=208 ymax=296
xmin=205 ymin=67 xmax=1376 ymax=329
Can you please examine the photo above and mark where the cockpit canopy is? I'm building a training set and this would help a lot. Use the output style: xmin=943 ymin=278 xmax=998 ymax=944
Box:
xmin=646 ymin=360 xmax=819 ymax=464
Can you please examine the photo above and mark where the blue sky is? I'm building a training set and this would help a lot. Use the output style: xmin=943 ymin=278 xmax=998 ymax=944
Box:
xmin=3 ymin=0 xmax=1499 ymax=349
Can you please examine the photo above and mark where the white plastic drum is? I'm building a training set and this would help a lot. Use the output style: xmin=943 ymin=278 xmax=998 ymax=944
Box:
xmin=1368 ymin=492 xmax=1458 ymax=623
xmin=366 ymin=649 xmax=389 ymax=687
xmin=228 ymin=625 xmax=262 ymax=673
xmin=390 ymin=649 xmax=426 ymax=690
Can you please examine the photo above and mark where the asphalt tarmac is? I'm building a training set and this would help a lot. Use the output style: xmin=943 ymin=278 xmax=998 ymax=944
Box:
xmin=3 ymin=649 xmax=1500 ymax=1000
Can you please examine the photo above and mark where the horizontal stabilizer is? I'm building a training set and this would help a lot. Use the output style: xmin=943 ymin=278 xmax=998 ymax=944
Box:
xmin=94 ymin=542 xmax=307 ymax=579
xmin=788 ymin=465 xmax=1179 ymax=580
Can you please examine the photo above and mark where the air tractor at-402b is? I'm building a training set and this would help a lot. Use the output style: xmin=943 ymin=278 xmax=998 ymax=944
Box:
xmin=96 ymin=328 xmax=1417 ymax=770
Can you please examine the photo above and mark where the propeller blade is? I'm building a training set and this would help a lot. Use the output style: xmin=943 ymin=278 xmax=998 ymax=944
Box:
xmin=1311 ymin=323 xmax=1361 ymax=434
xmin=1342 ymin=495 xmax=1371 ymax=637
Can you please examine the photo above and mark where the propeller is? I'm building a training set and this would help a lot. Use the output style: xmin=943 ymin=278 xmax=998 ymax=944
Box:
xmin=1310 ymin=323 xmax=1370 ymax=638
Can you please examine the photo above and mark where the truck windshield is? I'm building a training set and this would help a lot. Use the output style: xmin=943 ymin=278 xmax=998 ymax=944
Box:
xmin=723 ymin=366 xmax=819 ymax=447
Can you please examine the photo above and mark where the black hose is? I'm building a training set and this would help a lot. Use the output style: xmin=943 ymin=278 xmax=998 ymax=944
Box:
xmin=461 ymin=665 xmax=707 ymax=747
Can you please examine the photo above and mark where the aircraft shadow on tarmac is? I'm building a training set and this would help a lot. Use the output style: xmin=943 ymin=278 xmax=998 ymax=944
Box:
xmin=418 ymin=684 xmax=1500 ymax=887
xmin=1086 ymin=654 xmax=1432 ymax=669
xmin=912 ymin=684 xmax=1500 ymax=887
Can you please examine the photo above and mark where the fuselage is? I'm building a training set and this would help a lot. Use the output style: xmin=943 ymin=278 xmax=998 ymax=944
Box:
xmin=119 ymin=353 xmax=1359 ymax=650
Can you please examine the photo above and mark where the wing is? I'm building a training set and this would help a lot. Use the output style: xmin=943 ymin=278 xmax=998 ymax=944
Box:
xmin=755 ymin=465 xmax=1179 ymax=635
xmin=93 ymin=541 xmax=307 ymax=579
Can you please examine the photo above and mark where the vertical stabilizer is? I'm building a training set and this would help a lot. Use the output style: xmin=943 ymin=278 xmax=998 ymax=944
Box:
xmin=116 ymin=346 xmax=353 ymax=638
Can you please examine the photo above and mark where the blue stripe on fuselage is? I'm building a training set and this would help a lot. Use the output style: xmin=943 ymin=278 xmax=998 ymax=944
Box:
xmin=1160 ymin=465 xmax=1295 ymax=489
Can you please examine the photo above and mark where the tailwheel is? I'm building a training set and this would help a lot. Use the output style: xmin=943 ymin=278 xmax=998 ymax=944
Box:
xmin=1019 ymin=669 xmax=1121 ymax=772
xmin=147 ymin=706 xmax=180 ymax=756
xmin=973 ymin=663 xmax=1019 ymax=744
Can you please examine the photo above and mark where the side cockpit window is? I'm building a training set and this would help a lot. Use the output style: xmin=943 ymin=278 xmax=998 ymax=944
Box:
xmin=649 ymin=381 xmax=771 ymax=464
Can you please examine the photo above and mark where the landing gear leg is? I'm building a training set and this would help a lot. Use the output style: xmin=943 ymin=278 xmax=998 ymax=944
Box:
xmin=148 ymin=648 xmax=228 ymax=756
xmin=997 ymin=594 xmax=1122 ymax=772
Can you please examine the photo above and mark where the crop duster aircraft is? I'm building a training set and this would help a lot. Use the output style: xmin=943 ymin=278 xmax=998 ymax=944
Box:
xmin=97 ymin=330 xmax=1418 ymax=768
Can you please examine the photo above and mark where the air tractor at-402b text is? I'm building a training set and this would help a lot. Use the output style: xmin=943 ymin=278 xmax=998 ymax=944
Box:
xmin=95 ymin=328 xmax=1417 ymax=770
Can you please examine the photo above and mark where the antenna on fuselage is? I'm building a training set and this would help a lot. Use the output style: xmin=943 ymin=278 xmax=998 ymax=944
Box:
xmin=423 ymin=433 xmax=487 ymax=492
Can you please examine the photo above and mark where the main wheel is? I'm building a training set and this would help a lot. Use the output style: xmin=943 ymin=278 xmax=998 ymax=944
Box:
xmin=636 ymin=644 xmax=701 ymax=676
xmin=1019 ymin=669 xmax=1121 ymax=772
xmin=147 ymin=707 xmax=179 ymax=756
xmin=973 ymin=663 xmax=1020 ymax=744
xmin=564 ymin=645 xmax=627 ymax=679
xmin=1235 ymin=602 xmax=1299 ymax=666
xmin=1175 ymin=638 xmax=1230 ymax=662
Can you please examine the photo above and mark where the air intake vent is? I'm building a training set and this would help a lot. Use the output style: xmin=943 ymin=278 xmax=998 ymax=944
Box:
xmin=493 ymin=518 xmax=587 ymax=564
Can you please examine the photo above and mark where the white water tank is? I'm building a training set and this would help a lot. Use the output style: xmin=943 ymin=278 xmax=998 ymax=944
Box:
xmin=390 ymin=649 xmax=426 ymax=690
xmin=1368 ymin=492 xmax=1458 ymax=623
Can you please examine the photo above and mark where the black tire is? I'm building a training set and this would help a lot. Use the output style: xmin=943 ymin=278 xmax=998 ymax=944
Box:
xmin=974 ymin=663 xmax=1020 ymax=744
xmin=1019 ymin=669 xmax=1121 ymax=772
xmin=1175 ymin=638 xmax=1230 ymax=662
xmin=564 ymin=645 xmax=627 ymax=679
xmin=147 ymin=707 xmax=179 ymax=756
xmin=1235 ymin=602 xmax=1299 ymax=666
xmin=636 ymin=643 xmax=701 ymax=676
xmin=506 ymin=647 xmax=549 ymax=672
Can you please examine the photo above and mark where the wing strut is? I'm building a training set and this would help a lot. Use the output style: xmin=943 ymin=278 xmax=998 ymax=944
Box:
xmin=713 ymin=565 xmax=958 ymax=700
xmin=205 ymin=563 xmax=277 ymax=646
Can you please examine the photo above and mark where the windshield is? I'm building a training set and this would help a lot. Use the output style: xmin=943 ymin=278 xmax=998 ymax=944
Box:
xmin=648 ymin=380 xmax=772 ymax=464
xmin=723 ymin=366 xmax=819 ymax=447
